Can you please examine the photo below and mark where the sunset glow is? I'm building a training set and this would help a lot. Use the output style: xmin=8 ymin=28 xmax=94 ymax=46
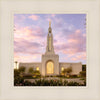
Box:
xmin=14 ymin=14 xmax=86 ymax=64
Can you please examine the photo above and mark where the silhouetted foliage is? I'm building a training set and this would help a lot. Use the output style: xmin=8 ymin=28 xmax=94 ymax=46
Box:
xmin=14 ymin=76 xmax=24 ymax=86
xmin=14 ymin=69 xmax=20 ymax=77
xmin=14 ymin=78 xmax=86 ymax=86
xmin=62 ymin=67 xmax=72 ymax=76
xmin=28 ymin=67 xmax=34 ymax=74
xmin=19 ymin=66 xmax=26 ymax=73
xmin=80 ymin=71 xmax=86 ymax=77
xmin=82 ymin=65 xmax=86 ymax=71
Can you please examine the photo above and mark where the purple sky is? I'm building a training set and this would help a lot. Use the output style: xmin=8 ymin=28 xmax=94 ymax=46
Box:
xmin=14 ymin=14 xmax=86 ymax=64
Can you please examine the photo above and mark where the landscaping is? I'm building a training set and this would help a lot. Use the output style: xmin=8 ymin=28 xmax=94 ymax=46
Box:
xmin=14 ymin=66 xmax=86 ymax=86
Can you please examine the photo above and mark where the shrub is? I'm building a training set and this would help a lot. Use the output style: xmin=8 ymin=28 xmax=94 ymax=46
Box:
xmin=62 ymin=67 xmax=72 ymax=76
xmin=69 ymin=75 xmax=78 ymax=78
xmin=14 ymin=78 xmax=86 ymax=86
xmin=67 ymin=81 xmax=80 ymax=86
xmin=80 ymin=71 xmax=86 ymax=77
xmin=28 ymin=67 xmax=34 ymax=74
xmin=19 ymin=66 xmax=26 ymax=73
xmin=24 ymin=80 xmax=33 ymax=86
xmin=82 ymin=65 xmax=86 ymax=71
xmin=14 ymin=69 xmax=20 ymax=77
xmin=23 ymin=73 xmax=33 ymax=79
xmin=14 ymin=76 xmax=24 ymax=86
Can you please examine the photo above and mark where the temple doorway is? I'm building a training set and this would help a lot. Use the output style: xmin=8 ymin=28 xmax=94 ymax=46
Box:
xmin=46 ymin=61 xmax=54 ymax=74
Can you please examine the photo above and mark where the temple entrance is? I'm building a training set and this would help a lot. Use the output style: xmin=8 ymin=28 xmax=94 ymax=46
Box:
xmin=46 ymin=61 xmax=54 ymax=74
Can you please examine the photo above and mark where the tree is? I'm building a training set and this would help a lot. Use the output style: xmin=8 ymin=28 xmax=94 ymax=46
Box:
xmin=80 ymin=71 xmax=86 ymax=77
xmin=66 ymin=67 xmax=72 ymax=74
xmin=34 ymin=70 xmax=41 ymax=76
xmin=14 ymin=69 xmax=20 ymax=77
xmin=28 ymin=67 xmax=34 ymax=74
xmin=19 ymin=66 xmax=26 ymax=73
xmin=82 ymin=65 xmax=86 ymax=71
xmin=62 ymin=67 xmax=72 ymax=76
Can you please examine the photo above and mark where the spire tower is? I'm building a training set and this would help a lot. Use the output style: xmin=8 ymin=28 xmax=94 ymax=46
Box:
xmin=45 ymin=21 xmax=55 ymax=54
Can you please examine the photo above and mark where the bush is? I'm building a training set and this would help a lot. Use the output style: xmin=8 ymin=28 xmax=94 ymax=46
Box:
xmin=28 ymin=67 xmax=34 ymax=74
xmin=14 ymin=69 xmax=20 ymax=77
xmin=69 ymin=75 xmax=78 ymax=78
xmin=24 ymin=75 xmax=33 ymax=79
xmin=67 ymin=82 xmax=80 ymax=86
xmin=24 ymin=80 xmax=33 ymax=86
xmin=14 ymin=76 xmax=24 ymax=86
xmin=82 ymin=65 xmax=86 ymax=71
xmin=19 ymin=66 xmax=25 ymax=73
xmin=80 ymin=71 xmax=86 ymax=77
xmin=62 ymin=67 xmax=72 ymax=76
xmin=32 ymin=79 xmax=67 ymax=86
xmin=14 ymin=78 xmax=86 ymax=86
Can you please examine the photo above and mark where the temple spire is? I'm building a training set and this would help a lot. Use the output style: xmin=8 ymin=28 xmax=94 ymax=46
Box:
xmin=49 ymin=21 xmax=51 ymax=27
xmin=46 ymin=21 xmax=55 ymax=54
xmin=48 ymin=21 xmax=52 ymax=33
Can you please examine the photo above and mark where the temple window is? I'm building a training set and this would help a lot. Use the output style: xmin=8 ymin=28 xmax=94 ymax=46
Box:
xmin=36 ymin=67 xmax=39 ymax=71
xmin=61 ymin=67 xmax=64 ymax=72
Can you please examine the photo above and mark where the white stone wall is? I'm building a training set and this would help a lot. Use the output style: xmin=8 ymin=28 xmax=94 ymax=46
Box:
xmin=19 ymin=62 xmax=42 ymax=73
xmin=42 ymin=54 xmax=59 ymax=76
xmin=59 ymin=62 xmax=82 ymax=75
xmin=19 ymin=62 xmax=82 ymax=75
xmin=18 ymin=23 xmax=82 ymax=76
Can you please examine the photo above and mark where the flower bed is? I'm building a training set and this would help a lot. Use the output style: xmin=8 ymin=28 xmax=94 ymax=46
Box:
xmin=14 ymin=78 xmax=86 ymax=86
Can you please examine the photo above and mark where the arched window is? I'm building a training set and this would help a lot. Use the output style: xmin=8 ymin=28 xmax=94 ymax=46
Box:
xmin=36 ymin=67 xmax=39 ymax=71
xmin=46 ymin=61 xmax=54 ymax=74
xmin=61 ymin=67 xmax=64 ymax=72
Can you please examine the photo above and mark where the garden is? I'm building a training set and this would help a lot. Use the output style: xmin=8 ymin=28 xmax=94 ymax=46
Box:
xmin=14 ymin=66 xmax=86 ymax=86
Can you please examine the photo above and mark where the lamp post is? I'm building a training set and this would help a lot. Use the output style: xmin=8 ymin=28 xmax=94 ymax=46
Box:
xmin=15 ymin=61 xmax=18 ymax=69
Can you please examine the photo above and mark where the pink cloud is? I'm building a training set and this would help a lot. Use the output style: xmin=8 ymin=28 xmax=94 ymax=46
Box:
xmin=75 ymin=29 xmax=81 ymax=34
xmin=63 ymin=49 xmax=78 ymax=54
xmin=14 ymin=14 xmax=86 ymax=63
xmin=14 ymin=26 xmax=46 ymax=42
xmin=14 ymin=53 xmax=41 ymax=62
xmin=47 ymin=18 xmax=52 ymax=22
xmin=67 ymin=39 xmax=78 ymax=44
xmin=71 ymin=52 xmax=86 ymax=61
xmin=28 ymin=15 xmax=39 ymax=20
xmin=51 ymin=14 xmax=56 ymax=17
xmin=54 ymin=29 xmax=86 ymax=55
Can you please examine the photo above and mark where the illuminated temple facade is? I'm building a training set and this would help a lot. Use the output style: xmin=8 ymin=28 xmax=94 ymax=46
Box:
xmin=19 ymin=22 xmax=82 ymax=76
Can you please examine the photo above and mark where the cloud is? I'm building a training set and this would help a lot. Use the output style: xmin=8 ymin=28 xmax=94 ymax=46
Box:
xmin=51 ymin=14 xmax=56 ymax=17
xmin=28 ymin=15 xmax=39 ymax=20
xmin=47 ymin=18 xmax=51 ymax=22
xmin=14 ymin=26 xmax=46 ymax=42
xmin=14 ymin=14 xmax=86 ymax=63
xmin=71 ymin=52 xmax=86 ymax=61
xmin=45 ymin=15 xmax=63 ymax=28
xmin=54 ymin=29 xmax=86 ymax=55
xmin=14 ymin=38 xmax=44 ymax=55
xmin=14 ymin=52 xmax=41 ymax=62
xmin=14 ymin=24 xmax=47 ymax=62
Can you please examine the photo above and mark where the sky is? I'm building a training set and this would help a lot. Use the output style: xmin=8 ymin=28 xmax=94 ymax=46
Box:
xmin=14 ymin=14 xmax=86 ymax=64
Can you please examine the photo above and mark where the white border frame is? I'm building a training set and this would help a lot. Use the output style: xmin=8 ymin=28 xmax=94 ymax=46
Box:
xmin=0 ymin=0 xmax=100 ymax=100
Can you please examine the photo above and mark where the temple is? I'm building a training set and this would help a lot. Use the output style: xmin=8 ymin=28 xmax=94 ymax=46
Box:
xmin=19 ymin=22 xmax=82 ymax=76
